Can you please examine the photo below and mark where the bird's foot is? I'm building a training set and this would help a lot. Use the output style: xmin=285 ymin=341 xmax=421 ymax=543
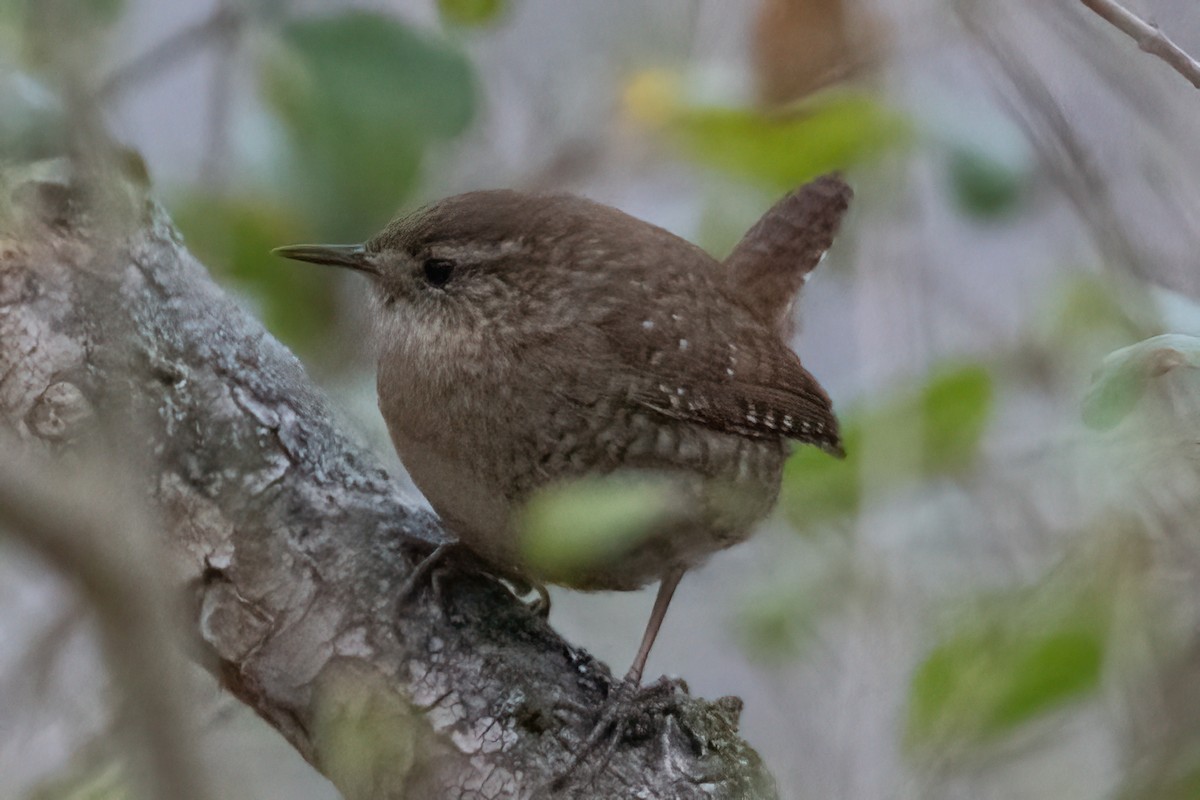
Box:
xmin=547 ymin=674 xmax=689 ymax=793
xmin=501 ymin=574 xmax=552 ymax=619
xmin=394 ymin=541 xmax=550 ymax=619
xmin=393 ymin=541 xmax=459 ymax=610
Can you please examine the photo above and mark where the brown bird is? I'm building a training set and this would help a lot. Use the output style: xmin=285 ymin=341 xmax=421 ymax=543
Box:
xmin=274 ymin=173 xmax=849 ymax=715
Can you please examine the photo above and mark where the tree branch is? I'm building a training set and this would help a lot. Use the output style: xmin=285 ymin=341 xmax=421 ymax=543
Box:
xmin=0 ymin=168 xmax=777 ymax=799
xmin=0 ymin=457 xmax=213 ymax=800
xmin=1079 ymin=0 xmax=1200 ymax=90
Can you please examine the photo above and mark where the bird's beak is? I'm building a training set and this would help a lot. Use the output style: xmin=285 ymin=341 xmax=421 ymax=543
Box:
xmin=271 ymin=244 xmax=378 ymax=275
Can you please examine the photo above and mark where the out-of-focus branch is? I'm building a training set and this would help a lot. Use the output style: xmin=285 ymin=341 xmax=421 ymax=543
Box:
xmin=97 ymin=6 xmax=242 ymax=102
xmin=0 ymin=457 xmax=212 ymax=800
xmin=0 ymin=168 xmax=776 ymax=799
xmin=1079 ymin=0 xmax=1200 ymax=91
xmin=958 ymin=4 xmax=1165 ymax=291
xmin=200 ymin=2 xmax=238 ymax=187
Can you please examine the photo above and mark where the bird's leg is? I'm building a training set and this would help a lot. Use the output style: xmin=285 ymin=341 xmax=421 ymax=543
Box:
xmin=625 ymin=566 xmax=684 ymax=686
xmin=550 ymin=568 xmax=686 ymax=790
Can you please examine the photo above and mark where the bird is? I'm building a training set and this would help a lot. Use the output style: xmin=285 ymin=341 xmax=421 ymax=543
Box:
xmin=273 ymin=172 xmax=849 ymax=747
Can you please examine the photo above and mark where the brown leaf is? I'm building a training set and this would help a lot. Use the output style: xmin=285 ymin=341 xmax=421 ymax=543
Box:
xmin=753 ymin=0 xmax=884 ymax=105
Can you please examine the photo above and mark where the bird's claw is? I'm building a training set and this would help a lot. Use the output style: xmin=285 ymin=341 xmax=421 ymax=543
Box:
xmin=393 ymin=542 xmax=550 ymax=619
xmin=547 ymin=675 xmax=689 ymax=792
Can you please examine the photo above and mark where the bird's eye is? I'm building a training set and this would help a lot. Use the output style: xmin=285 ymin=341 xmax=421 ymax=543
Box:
xmin=422 ymin=258 xmax=454 ymax=288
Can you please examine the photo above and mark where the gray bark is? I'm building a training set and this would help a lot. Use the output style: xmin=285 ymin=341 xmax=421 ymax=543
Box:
xmin=0 ymin=169 xmax=777 ymax=800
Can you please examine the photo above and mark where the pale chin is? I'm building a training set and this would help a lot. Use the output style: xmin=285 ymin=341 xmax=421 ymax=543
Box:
xmin=367 ymin=293 xmax=402 ymax=353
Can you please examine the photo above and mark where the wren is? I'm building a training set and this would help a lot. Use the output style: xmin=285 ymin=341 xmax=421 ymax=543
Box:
xmin=274 ymin=174 xmax=849 ymax=697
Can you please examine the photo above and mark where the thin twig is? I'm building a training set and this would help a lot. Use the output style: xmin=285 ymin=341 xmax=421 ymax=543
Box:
xmin=958 ymin=3 xmax=1154 ymax=285
xmin=97 ymin=6 xmax=241 ymax=102
xmin=1079 ymin=0 xmax=1200 ymax=90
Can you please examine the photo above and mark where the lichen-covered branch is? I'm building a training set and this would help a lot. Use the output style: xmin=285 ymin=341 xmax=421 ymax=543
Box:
xmin=0 ymin=169 xmax=777 ymax=799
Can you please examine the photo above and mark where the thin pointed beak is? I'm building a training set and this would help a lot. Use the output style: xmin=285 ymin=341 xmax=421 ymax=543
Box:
xmin=271 ymin=244 xmax=378 ymax=275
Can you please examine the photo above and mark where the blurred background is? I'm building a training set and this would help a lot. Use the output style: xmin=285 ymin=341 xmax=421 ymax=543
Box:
xmin=4 ymin=0 xmax=1200 ymax=798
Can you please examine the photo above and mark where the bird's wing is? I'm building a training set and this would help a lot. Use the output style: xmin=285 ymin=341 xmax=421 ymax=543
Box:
xmin=595 ymin=306 xmax=843 ymax=456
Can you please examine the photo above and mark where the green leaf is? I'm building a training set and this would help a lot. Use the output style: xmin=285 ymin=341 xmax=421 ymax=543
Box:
xmin=28 ymin=758 xmax=130 ymax=800
xmin=946 ymin=146 xmax=1025 ymax=220
xmin=906 ymin=574 xmax=1110 ymax=753
xmin=438 ymin=0 xmax=507 ymax=27
xmin=79 ymin=0 xmax=124 ymax=24
xmin=667 ymin=92 xmax=912 ymax=190
xmin=171 ymin=192 xmax=340 ymax=357
xmin=780 ymin=364 xmax=993 ymax=530
xmin=312 ymin=661 xmax=419 ymax=800
xmin=520 ymin=474 xmax=679 ymax=583
xmin=1083 ymin=334 xmax=1200 ymax=430
xmin=922 ymin=93 xmax=1031 ymax=220
xmin=261 ymin=12 xmax=476 ymax=234
xmin=17 ymin=0 xmax=126 ymax=28
xmin=780 ymin=424 xmax=862 ymax=526
xmin=1043 ymin=275 xmax=1147 ymax=347
xmin=913 ymin=365 xmax=993 ymax=474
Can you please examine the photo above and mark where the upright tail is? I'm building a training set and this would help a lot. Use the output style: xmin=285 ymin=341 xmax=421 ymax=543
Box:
xmin=723 ymin=174 xmax=852 ymax=337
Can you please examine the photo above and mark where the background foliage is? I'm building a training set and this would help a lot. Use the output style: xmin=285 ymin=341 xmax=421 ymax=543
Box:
xmin=3 ymin=1 xmax=1200 ymax=799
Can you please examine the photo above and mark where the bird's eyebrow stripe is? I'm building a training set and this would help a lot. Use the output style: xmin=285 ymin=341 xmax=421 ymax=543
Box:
xmin=425 ymin=239 xmax=528 ymax=263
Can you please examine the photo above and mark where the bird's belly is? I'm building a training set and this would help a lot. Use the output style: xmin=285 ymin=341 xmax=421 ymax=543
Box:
xmin=389 ymin=404 xmax=787 ymax=592
xmin=559 ymin=456 xmax=785 ymax=591
xmin=519 ymin=422 xmax=788 ymax=591
xmin=389 ymin=431 xmax=523 ymax=571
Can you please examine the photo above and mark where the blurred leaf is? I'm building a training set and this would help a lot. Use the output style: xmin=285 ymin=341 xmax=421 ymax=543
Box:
xmin=911 ymin=365 xmax=993 ymax=474
xmin=780 ymin=424 xmax=862 ymax=526
xmin=666 ymin=92 xmax=911 ymax=190
xmin=739 ymin=587 xmax=805 ymax=661
xmin=172 ymin=192 xmax=339 ymax=356
xmin=1083 ymin=334 xmax=1200 ymax=430
xmin=79 ymin=0 xmax=124 ymax=24
xmin=261 ymin=11 xmax=476 ymax=234
xmin=696 ymin=182 xmax=778 ymax=259
xmin=908 ymin=626 xmax=1103 ymax=749
xmin=921 ymin=92 xmax=1031 ymax=221
xmin=906 ymin=571 xmax=1112 ymax=753
xmin=312 ymin=660 xmax=419 ymax=800
xmin=1037 ymin=276 xmax=1152 ymax=383
xmin=16 ymin=0 xmax=125 ymax=28
xmin=439 ymin=0 xmax=507 ymax=27
xmin=28 ymin=758 xmax=130 ymax=800
xmin=753 ymin=0 xmax=883 ymax=105
xmin=947 ymin=146 xmax=1024 ymax=219
xmin=1047 ymin=275 xmax=1145 ymax=343
xmin=520 ymin=474 xmax=679 ymax=583
xmin=781 ymin=364 xmax=992 ymax=530
xmin=736 ymin=549 xmax=851 ymax=662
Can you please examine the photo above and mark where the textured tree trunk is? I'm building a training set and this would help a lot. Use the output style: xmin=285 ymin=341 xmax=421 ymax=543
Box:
xmin=0 ymin=167 xmax=777 ymax=800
